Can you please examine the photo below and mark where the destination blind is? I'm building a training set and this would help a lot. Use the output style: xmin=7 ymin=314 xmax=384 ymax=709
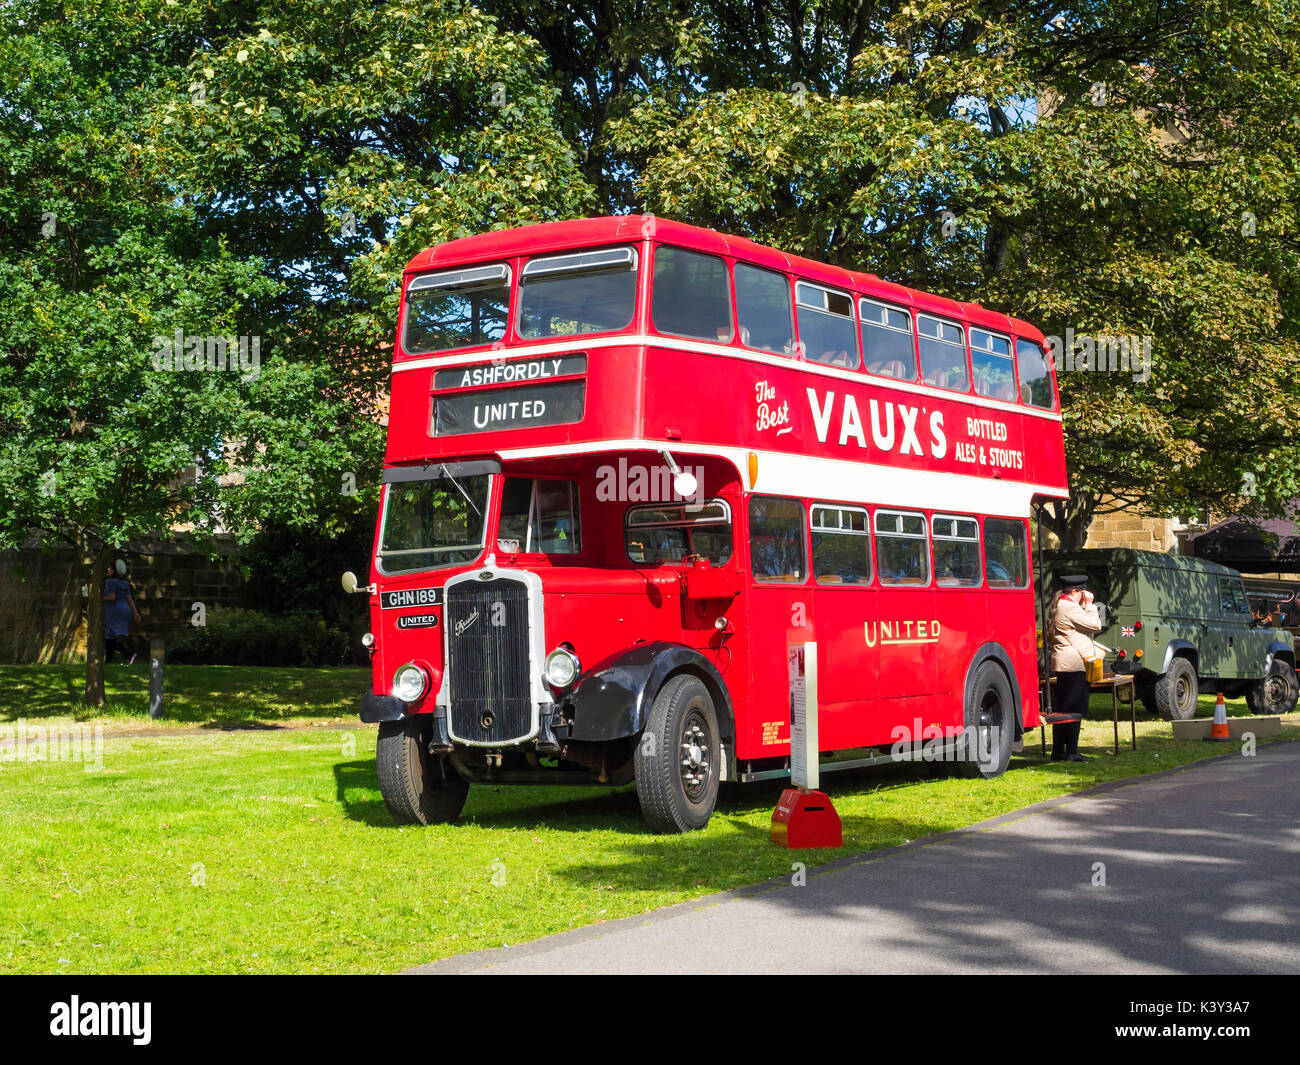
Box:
xmin=433 ymin=379 xmax=586 ymax=435
xmin=432 ymin=354 xmax=587 ymax=390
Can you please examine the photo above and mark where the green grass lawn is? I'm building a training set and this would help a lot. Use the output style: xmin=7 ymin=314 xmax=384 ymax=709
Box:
xmin=1 ymin=664 xmax=1295 ymax=973
xmin=0 ymin=662 xmax=368 ymax=728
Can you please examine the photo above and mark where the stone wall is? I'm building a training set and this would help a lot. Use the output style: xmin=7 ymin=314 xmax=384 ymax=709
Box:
xmin=1084 ymin=506 xmax=1180 ymax=553
xmin=0 ymin=535 xmax=249 ymax=663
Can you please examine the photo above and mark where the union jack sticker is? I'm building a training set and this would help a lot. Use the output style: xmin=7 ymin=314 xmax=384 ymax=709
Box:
xmin=1121 ymin=625 xmax=1135 ymax=637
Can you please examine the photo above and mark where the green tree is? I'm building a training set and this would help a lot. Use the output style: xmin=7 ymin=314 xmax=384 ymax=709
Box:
xmin=0 ymin=2 xmax=375 ymax=704
xmin=488 ymin=0 xmax=1300 ymax=545
xmin=151 ymin=0 xmax=597 ymax=383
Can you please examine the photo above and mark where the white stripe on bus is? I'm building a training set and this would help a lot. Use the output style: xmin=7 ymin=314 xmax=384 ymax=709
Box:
xmin=390 ymin=334 xmax=1064 ymax=423
xmin=490 ymin=438 xmax=1069 ymax=515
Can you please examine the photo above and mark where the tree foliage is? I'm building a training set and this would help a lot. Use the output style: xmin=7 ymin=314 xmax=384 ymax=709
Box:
xmin=4 ymin=0 xmax=1300 ymax=709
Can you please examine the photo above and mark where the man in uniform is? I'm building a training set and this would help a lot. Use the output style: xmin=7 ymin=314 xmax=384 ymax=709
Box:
xmin=1049 ymin=573 xmax=1102 ymax=762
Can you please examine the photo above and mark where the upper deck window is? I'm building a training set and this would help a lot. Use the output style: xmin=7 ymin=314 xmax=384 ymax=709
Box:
xmin=403 ymin=264 xmax=510 ymax=355
xmin=652 ymin=247 xmax=734 ymax=342
xmin=970 ymin=328 xmax=1016 ymax=401
xmin=1016 ymin=338 xmax=1055 ymax=409
xmin=860 ymin=299 xmax=917 ymax=381
xmin=519 ymin=246 xmax=637 ymax=340
xmin=735 ymin=263 xmax=795 ymax=355
xmin=796 ymin=282 xmax=859 ymax=368
xmin=917 ymin=315 xmax=970 ymax=391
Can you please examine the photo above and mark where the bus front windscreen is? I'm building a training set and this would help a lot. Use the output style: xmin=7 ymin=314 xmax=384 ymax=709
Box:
xmin=402 ymin=264 xmax=510 ymax=354
xmin=377 ymin=474 xmax=492 ymax=574
xmin=519 ymin=246 xmax=637 ymax=339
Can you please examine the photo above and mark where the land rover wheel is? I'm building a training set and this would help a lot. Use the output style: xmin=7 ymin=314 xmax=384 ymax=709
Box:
xmin=1246 ymin=659 xmax=1299 ymax=716
xmin=953 ymin=659 xmax=1015 ymax=779
xmin=1137 ymin=679 xmax=1159 ymax=717
xmin=634 ymin=675 xmax=720 ymax=832
xmin=376 ymin=718 xmax=469 ymax=825
xmin=1153 ymin=657 xmax=1198 ymax=721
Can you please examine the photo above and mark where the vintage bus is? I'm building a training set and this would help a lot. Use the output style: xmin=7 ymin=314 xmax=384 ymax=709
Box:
xmin=345 ymin=215 xmax=1069 ymax=832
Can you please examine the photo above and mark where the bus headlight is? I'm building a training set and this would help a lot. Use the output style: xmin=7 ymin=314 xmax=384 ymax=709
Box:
xmin=393 ymin=663 xmax=430 ymax=703
xmin=544 ymin=647 xmax=580 ymax=689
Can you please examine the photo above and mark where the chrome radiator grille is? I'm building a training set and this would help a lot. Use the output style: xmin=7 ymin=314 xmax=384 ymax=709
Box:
xmin=445 ymin=577 xmax=532 ymax=743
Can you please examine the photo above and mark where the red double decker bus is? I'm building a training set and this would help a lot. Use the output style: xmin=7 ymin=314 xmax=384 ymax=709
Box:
xmin=349 ymin=215 xmax=1068 ymax=831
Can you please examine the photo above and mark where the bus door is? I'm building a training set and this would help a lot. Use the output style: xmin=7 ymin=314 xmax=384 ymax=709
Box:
xmin=871 ymin=509 xmax=938 ymax=715
xmin=809 ymin=504 xmax=881 ymax=748
xmin=744 ymin=495 xmax=813 ymax=758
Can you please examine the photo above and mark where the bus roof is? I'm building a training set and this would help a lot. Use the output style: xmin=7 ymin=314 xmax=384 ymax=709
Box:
xmin=404 ymin=215 xmax=1046 ymax=345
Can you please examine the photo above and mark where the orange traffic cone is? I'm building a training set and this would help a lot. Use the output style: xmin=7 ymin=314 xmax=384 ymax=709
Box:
xmin=1205 ymin=692 xmax=1231 ymax=742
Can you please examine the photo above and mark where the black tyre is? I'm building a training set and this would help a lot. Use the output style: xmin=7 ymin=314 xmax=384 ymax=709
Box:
xmin=1246 ymin=659 xmax=1299 ymax=716
xmin=634 ymin=675 xmax=720 ymax=832
xmin=376 ymin=718 xmax=469 ymax=826
xmin=1134 ymin=677 xmax=1158 ymax=716
xmin=1153 ymin=657 xmax=1198 ymax=721
xmin=954 ymin=659 xmax=1015 ymax=779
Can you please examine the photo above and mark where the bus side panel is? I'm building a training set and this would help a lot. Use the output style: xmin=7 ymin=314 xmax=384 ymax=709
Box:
xmin=738 ymin=584 xmax=806 ymax=760
xmin=990 ymin=587 xmax=1041 ymax=728
xmin=812 ymin=584 xmax=881 ymax=749
xmin=933 ymin=587 xmax=985 ymax=731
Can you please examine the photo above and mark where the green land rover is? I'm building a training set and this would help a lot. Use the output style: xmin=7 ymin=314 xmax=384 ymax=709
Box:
xmin=1043 ymin=549 xmax=1299 ymax=720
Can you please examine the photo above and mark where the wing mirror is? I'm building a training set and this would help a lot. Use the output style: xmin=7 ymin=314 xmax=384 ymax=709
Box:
xmin=341 ymin=571 xmax=375 ymax=595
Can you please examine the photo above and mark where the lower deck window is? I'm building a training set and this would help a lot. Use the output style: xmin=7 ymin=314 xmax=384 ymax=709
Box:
xmin=932 ymin=514 xmax=981 ymax=586
xmin=811 ymin=505 xmax=871 ymax=584
xmin=625 ymin=501 xmax=732 ymax=564
xmin=749 ymin=496 xmax=807 ymax=581
xmin=983 ymin=518 xmax=1028 ymax=588
xmin=876 ymin=510 xmax=928 ymax=585
xmin=499 ymin=478 xmax=581 ymax=553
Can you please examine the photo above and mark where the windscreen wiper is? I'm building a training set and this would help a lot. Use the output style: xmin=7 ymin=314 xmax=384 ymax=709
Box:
xmin=441 ymin=464 xmax=482 ymax=520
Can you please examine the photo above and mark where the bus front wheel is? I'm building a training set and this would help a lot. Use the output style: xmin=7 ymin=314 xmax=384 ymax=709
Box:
xmin=634 ymin=675 xmax=720 ymax=832
xmin=376 ymin=718 xmax=469 ymax=826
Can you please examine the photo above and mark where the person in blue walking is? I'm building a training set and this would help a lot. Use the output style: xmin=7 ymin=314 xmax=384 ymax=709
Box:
xmin=103 ymin=559 xmax=142 ymax=664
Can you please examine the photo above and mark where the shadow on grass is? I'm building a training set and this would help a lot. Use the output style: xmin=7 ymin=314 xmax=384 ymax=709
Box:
xmin=1 ymin=663 xmax=369 ymax=724
xmin=330 ymin=745 xmax=1008 ymax=843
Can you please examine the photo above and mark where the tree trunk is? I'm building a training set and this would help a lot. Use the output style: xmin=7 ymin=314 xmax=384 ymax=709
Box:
xmin=83 ymin=541 xmax=111 ymax=707
xmin=1043 ymin=495 xmax=1096 ymax=551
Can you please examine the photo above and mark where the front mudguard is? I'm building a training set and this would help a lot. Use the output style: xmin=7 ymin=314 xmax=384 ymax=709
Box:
xmin=360 ymin=685 xmax=406 ymax=723
xmin=359 ymin=687 xmax=451 ymax=747
xmin=563 ymin=642 xmax=735 ymax=751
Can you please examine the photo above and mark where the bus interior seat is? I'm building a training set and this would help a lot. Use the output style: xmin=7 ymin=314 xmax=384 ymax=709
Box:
xmin=819 ymin=349 xmax=855 ymax=368
xmin=869 ymin=359 xmax=910 ymax=379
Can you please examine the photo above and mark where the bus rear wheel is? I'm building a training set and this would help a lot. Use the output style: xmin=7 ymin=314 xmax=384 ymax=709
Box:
xmin=634 ymin=675 xmax=720 ymax=833
xmin=954 ymin=660 xmax=1015 ymax=779
xmin=377 ymin=718 xmax=469 ymax=825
